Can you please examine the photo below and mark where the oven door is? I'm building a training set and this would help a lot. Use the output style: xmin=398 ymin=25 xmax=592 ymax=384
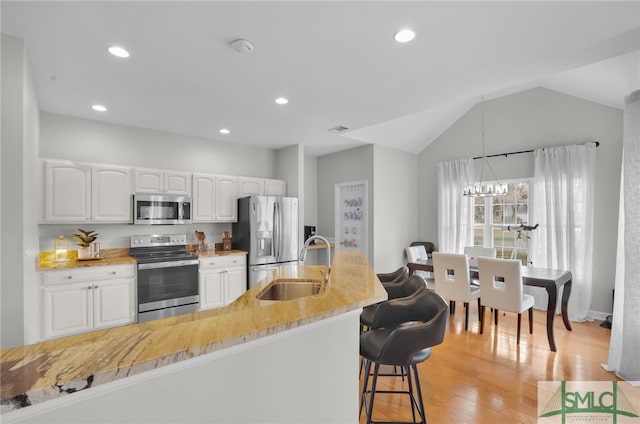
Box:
xmin=137 ymin=260 xmax=199 ymax=313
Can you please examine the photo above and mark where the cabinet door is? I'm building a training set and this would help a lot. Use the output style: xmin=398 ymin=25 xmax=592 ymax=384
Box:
xmin=134 ymin=168 xmax=164 ymax=193
xmin=192 ymin=173 xmax=215 ymax=222
xmin=264 ymin=179 xmax=287 ymax=196
xmin=92 ymin=165 xmax=132 ymax=222
xmin=43 ymin=282 xmax=93 ymax=339
xmin=93 ymin=278 xmax=136 ymax=329
xmin=165 ymin=171 xmax=191 ymax=195
xmin=225 ymin=267 xmax=247 ymax=304
xmin=44 ymin=160 xmax=91 ymax=222
xmin=215 ymin=175 xmax=238 ymax=221
xmin=237 ymin=177 xmax=264 ymax=197
xmin=199 ymin=270 xmax=225 ymax=310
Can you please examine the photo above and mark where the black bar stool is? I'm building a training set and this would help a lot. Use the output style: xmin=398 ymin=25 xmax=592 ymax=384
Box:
xmin=360 ymin=290 xmax=448 ymax=424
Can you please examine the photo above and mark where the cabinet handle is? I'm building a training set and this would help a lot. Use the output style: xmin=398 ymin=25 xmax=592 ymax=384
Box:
xmin=94 ymin=285 xmax=99 ymax=288
xmin=67 ymin=276 xmax=73 ymax=279
xmin=110 ymin=271 xmax=117 ymax=275
xmin=87 ymin=286 xmax=92 ymax=290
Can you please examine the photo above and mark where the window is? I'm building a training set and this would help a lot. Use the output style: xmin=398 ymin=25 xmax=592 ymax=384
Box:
xmin=472 ymin=180 xmax=530 ymax=264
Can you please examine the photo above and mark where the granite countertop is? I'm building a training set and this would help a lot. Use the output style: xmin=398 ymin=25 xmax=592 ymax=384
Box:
xmin=1 ymin=251 xmax=385 ymax=412
xmin=36 ymin=248 xmax=248 ymax=271
xmin=36 ymin=248 xmax=137 ymax=271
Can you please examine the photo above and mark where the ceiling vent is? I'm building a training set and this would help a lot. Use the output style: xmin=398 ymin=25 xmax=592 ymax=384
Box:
xmin=328 ymin=125 xmax=349 ymax=133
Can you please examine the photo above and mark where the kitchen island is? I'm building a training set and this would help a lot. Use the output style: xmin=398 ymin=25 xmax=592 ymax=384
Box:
xmin=1 ymin=251 xmax=385 ymax=423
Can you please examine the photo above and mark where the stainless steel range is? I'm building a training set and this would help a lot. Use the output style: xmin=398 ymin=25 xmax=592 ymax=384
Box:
xmin=130 ymin=234 xmax=199 ymax=322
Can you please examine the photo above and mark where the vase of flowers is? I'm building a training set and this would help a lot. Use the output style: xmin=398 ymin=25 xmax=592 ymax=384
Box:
xmin=73 ymin=228 xmax=99 ymax=260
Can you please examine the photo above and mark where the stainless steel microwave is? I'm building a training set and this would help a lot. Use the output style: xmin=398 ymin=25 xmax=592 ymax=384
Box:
xmin=133 ymin=193 xmax=192 ymax=225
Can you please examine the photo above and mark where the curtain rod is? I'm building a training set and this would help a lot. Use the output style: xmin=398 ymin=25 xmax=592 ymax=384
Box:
xmin=472 ymin=141 xmax=599 ymax=160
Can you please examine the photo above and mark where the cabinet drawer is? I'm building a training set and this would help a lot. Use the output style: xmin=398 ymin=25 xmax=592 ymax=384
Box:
xmin=43 ymin=265 xmax=135 ymax=285
xmin=199 ymin=255 xmax=246 ymax=269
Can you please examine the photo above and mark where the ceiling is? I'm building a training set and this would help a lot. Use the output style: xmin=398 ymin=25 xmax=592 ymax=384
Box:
xmin=3 ymin=1 xmax=639 ymax=157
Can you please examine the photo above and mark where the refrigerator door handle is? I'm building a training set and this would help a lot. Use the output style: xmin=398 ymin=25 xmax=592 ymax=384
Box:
xmin=273 ymin=200 xmax=279 ymax=259
xmin=276 ymin=200 xmax=281 ymax=259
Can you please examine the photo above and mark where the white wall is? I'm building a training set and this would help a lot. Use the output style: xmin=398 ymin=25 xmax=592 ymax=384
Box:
xmin=417 ymin=88 xmax=623 ymax=315
xmin=318 ymin=145 xmax=374 ymax=263
xmin=276 ymin=144 xmax=305 ymax=248
xmin=372 ymin=145 xmax=418 ymax=272
xmin=40 ymin=112 xmax=278 ymax=177
xmin=304 ymin=155 xmax=318 ymax=228
xmin=4 ymin=311 xmax=360 ymax=424
xmin=1 ymin=34 xmax=40 ymax=349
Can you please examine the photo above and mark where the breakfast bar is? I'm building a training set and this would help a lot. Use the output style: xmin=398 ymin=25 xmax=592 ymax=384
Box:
xmin=1 ymin=251 xmax=386 ymax=422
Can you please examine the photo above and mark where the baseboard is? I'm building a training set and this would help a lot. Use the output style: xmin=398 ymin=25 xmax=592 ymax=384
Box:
xmin=589 ymin=309 xmax=611 ymax=321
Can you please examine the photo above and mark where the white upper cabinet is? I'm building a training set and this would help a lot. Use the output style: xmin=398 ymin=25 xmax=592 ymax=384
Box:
xmin=91 ymin=165 xmax=132 ymax=222
xmin=237 ymin=177 xmax=287 ymax=197
xmin=192 ymin=173 xmax=216 ymax=222
xmin=165 ymin=171 xmax=192 ymax=195
xmin=192 ymin=174 xmax=237 ymax=222
xmin=43 ymin=159 xmax=282 ymax=224
xmin=134 ymin=168 xmax=163 ymax=193
xmin=215 ymin=175 xmax=238 ymax=222
xmin=44 ymin=160 xmax=92 ymax=222
xmin=44 ymin=160 xmax=133 ymax=223
xmin=134 ymin=168 xmax=191 ymax=195
xmin=237 ymin=177 xmax=264 ymax=197
xmin=264 ymin=179 xmax=287 ymax=196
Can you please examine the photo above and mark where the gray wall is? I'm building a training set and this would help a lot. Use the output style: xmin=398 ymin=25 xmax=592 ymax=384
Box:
xmin=372 ymin=145 xmax=418 ymax=272
xmin=318 ymin=145 xmax=374 ymax=263
xmin=1 ymin=34 xmax=40 ymax=349
xmin=417 ymin=87 xmax=623 ymax=315
xmin=40 ymin=112 xmax=278 ymax=177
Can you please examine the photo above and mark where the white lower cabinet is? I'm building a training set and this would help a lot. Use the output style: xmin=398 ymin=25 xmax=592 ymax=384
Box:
xmin=43 ymin=282 xmax=93 ymax=338
xmin=41 ymin=265 xmax=136 ymax=340
xmin=199 ymin=255 xmax=247 ymax=311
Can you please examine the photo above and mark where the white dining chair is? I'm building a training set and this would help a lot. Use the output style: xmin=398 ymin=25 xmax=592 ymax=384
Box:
xmin=432 ymin=252 xmax=480 ymax=331
xmin=463 ymin=246 xmax=497 ymax=260
xmin=463 ymin=246 xmax=497 ymax=286
xmin=477 ymin=257 xmax=535 ymax=345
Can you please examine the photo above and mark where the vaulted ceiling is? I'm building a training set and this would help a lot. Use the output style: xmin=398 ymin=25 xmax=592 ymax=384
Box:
xmin=3 ymin=1 xmax=639 ymax=156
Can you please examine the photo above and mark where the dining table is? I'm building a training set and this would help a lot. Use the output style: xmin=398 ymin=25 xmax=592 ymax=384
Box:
xmin=407 ymin=258 xmax=572 ymax=352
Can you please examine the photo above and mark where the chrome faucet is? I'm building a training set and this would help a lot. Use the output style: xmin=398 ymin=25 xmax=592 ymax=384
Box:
xmin=299 ymin=235 xmax=331 ymax=280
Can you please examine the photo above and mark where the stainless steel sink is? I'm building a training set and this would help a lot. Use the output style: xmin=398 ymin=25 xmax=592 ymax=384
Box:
xmin=257 ymin=279 xmax=324 ymax=301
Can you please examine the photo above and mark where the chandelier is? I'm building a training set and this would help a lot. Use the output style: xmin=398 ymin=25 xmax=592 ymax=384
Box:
xmin=463 ymin=96 xmax=508 ymax=198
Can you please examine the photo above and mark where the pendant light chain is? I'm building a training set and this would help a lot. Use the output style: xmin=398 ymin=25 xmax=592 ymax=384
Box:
xmin=463 ymin=95 xmax=508 ymax=197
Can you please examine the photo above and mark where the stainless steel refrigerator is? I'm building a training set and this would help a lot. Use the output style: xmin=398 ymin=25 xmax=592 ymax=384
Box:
xmin=233 ymin=196 xmax=299 ymax=288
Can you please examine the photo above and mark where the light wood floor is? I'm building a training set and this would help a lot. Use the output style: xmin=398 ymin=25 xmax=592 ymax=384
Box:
xmin=359 ymin=303 xmax=615 ymax=424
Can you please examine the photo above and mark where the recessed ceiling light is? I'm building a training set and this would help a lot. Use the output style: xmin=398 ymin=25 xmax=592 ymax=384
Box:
xmin=219 ymin=128 xmax=230 ymax=135
xmin=92 ymin=104 xmax=107 ymax=112
xmin=275 ymin=97 xmax=289 ymax=105
xmin=394 ymin=29 xmax=416 ymax=43
xmin=108 ymin=46 xmax=130 ymax=58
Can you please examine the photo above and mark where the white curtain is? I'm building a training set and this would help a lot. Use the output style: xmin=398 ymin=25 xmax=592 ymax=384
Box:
xmin=437 ymin=159 xmax=474 ymax=254
xmin=604 ymin=89 xmax=640 ymax=382
xmin=529 ymin=143 xmax=596 ymax=321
